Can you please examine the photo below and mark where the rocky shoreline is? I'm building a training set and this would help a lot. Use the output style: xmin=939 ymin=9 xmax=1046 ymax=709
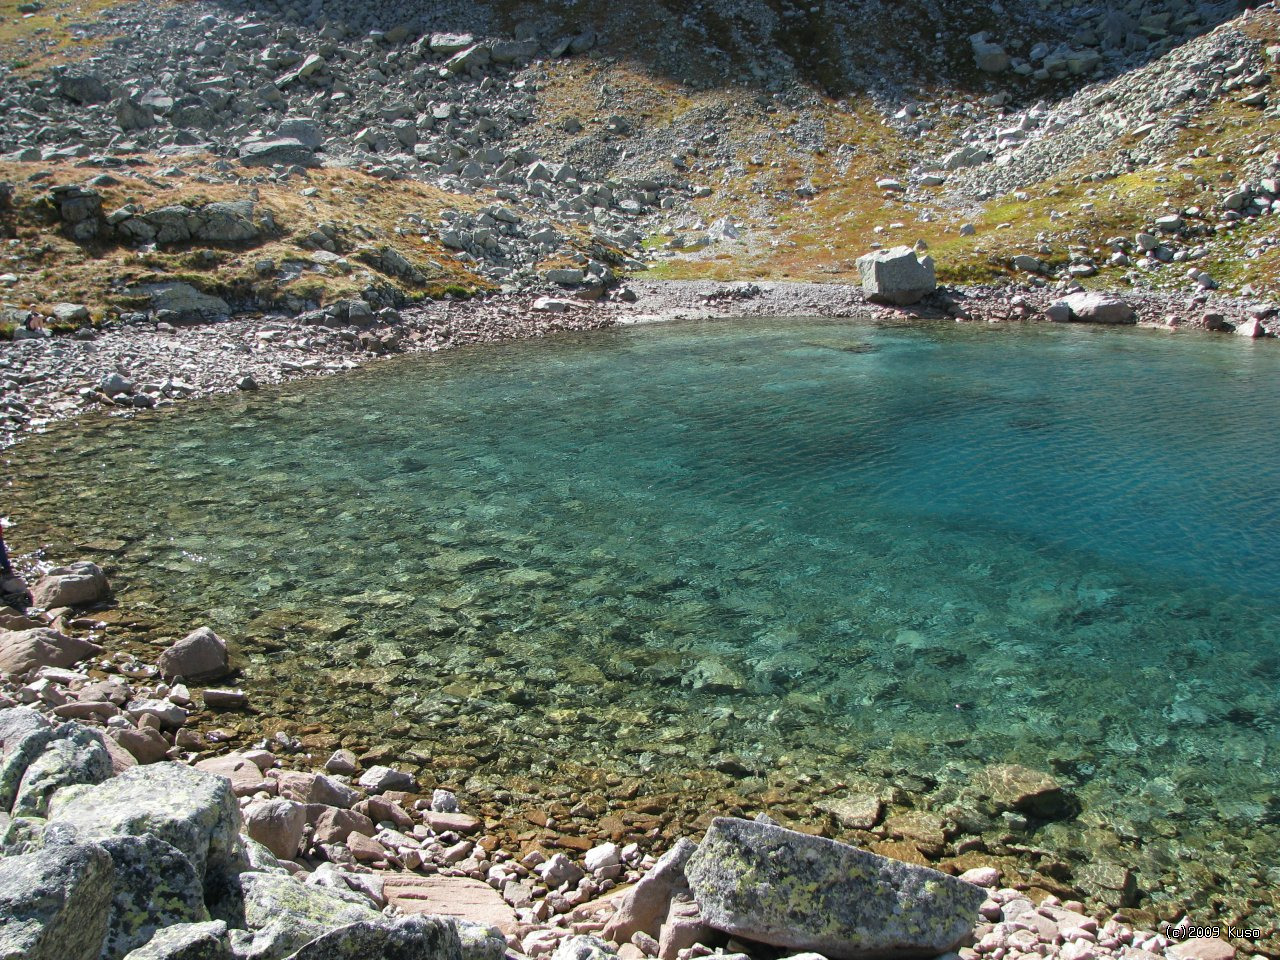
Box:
xmin=2 ymin=284 xmax=1276 ymax=960
xmin=1 ymin=279 xmax=1274 ymax=447
xmin=0 ymin=561 xmax=1254 ymax=960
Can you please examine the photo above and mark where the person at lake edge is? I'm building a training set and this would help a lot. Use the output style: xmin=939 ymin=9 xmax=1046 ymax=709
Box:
xmin=0 ymin=521 xmax=31 ymax=610
xmin=0 ymin=522 xmax=12 ymax=577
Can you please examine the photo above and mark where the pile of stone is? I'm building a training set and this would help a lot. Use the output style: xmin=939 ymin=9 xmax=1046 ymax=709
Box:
xmin=945 ymin=15 xmax=1273 ymax=201
xmin=0 ymin=716 xmax=501 ymax=960
xmin=0 ymin=291 xmax=618 ymax=445
xmin=0 ymin=6 xmax=679 ymax=293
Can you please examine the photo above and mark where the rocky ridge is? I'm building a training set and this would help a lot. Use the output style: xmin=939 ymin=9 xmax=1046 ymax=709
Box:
xmin=0 ymin=0 xmax=1278 ymax=328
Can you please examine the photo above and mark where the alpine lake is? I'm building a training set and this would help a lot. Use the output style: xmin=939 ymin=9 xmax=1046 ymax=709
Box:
xmin=9 ymin=315 xmax=1280 ymax=947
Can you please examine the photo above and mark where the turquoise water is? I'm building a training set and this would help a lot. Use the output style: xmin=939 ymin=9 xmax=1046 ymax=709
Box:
xmin=9 ymin=316 xmax=1280 ymax=927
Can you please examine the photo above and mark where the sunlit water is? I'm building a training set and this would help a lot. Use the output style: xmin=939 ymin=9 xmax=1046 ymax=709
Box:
xmin=9 ymin=316 xmax=1280 ymax=928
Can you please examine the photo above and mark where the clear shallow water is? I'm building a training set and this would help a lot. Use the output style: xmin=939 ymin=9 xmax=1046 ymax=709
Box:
xmin=9 ymin=317 xmax=1280 ymax=927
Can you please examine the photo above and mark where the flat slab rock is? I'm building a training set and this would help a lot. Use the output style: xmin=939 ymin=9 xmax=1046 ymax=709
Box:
xmin=684 ymin=817 xmax=985 ymax=960
xmin=381 ymin=874 xmax=518 ymax=935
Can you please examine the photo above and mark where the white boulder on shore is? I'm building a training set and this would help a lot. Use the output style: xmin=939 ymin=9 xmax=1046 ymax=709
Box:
xmin=1045 ymin=292 xmax=1136 ymax=325
xmin=856 ymin=247 xmax=937 ymax=306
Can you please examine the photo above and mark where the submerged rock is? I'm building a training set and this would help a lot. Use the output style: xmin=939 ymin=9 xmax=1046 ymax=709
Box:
xmin=684 ymin=816 xmax=985 ymax=959
xmin=971 ymin=763 xmax=1070 ymax=818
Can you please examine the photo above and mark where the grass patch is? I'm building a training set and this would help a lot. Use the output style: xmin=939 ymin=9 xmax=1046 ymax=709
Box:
xmin=0 ymin=0 xmax=143 ymax=74
xmin=0 ymin=157 xmax=509 ymax=316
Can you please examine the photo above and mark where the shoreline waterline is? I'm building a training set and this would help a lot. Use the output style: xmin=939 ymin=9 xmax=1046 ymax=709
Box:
xmin=4 ymin=298 xmax=1280 ymax=954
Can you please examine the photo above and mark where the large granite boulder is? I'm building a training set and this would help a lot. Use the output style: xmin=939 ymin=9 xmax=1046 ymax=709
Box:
xmin=191 ymin=202 xmax=260 ymax=244
xmin=0 ymin=707 xmax=57 ymax=809
xmin=455 ymin=920 xmax=508 ymax=960
xmin=30 ymin=561 xmax=110 ymax=609
xmin=684 ymin=817 xmax=985 ymax=959
xmin=12 ymin=723 xmax=113 ymax=817
xmin=238 ymin=138 xmax=320 ymax=168
xmin=0 ymin=627 xmax=102 ymax=675
xmin=128 ymin=283 xmax=231 ymax=322
xmin=280 ymin=915 xmax=461 ymax=960
xmin=231 ymin=871 xmax=382 ymax=960
xmin=100 ymin=834 xmax=210 ymax=958
xmin=856 ymin=247 xmax=936 ymax=306
xmin=0 ymin=842 xmax=115 ymax=960
xmin=158 ymin=627 xmax=231 ymax=683
xmin=57 ymin=73 xmax=112 ymax=105
xmin=46 ymin=762 xmax=247 ymax=892
xmin=552 ymin=935 xmax=617 ymax=960
xmin=121 ymin=921 xmax=230 ymax=960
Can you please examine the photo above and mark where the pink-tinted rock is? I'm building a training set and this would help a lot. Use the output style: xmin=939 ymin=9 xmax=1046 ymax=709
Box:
xmin=657 ymin=896 xmax=715 ymax=960
xmin=383 ymin=873 xmax=519 ymax=935
xmin=244 ymin=797 xmax=306 ymax=860
xmin=195 ymin=753 xmax=272 ymax=796
xmin=354 ymin=796 xmax=413 ymax=829
xmin=1235 ymin=318 xmax=1266 ymax=339
xmin=425 ymin=811 xmax=480 ymax=834
xmin=107 ymin=725 xmax=170 ymax=764
xmin=603 ymin=838 xmax=696 ymax=943
xmin=1170 ymin=939 xmax=1236 ymax=960
xmin=1061 ymin=943 xmax=1098 ymax=960
xmin=325 ymin=749 xmax=358 ymax=775
xmin=100 ymin=730 xmax=140 ymax=772
xmin=277 ymin=770 xmax=359 ymax=808
xmin=30 ymin=562 xmax=110 ymax=609
xmin=346 ymin=831 xmax=387 ymax=863
xmin=0 ymin=628 xmax=101 ymax=675
xmin=959 ymin=867 xmax=1000 ymax=888
xmin=312 ymin=806 xmax=376 ymax=844
xmin=157 ymin=627 xmax=230 ymax=682
xmin=51 ymin=700 xmax=120 ymax=721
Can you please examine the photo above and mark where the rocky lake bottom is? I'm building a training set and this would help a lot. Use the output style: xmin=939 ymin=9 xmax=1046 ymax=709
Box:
xmin=8 ymin=316 xmax=1280 ymax=942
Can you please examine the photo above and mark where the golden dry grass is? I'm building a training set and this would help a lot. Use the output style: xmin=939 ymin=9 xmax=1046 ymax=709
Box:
xmin=0 ymin=159 xmax=503 ymax=322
